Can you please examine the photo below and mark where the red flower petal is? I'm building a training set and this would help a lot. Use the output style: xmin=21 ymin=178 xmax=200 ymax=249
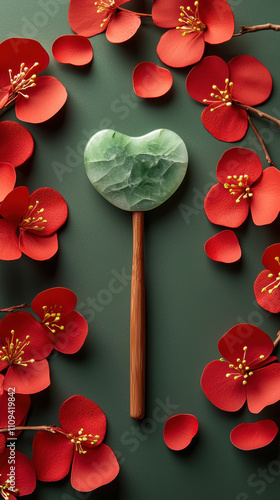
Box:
xmin=204 ymin=183 xmax=249 ymax=227
xmin=163 ymin=414 xmax=198 ymax=450
xmin=52 ymin=311 xmax=88 ymax=354
xmin=247 ymin=363 xmax=280 ymax=413
xmin=31 ymin=287 xmax=77 ymax=320
xmin=250 ymin=167 xmax=280 ymax=225
xmin=3 ymin=360 xmax=50 ymax=394
xmin=59 ymin=396 xmax=107 ymax=443
xmin=15 ymin=76 xmax=67 ymax=124
xmin=133 ymin=62 xmax=173 ymax=98
xmin=52 ymin=35 xmax=93 ymax=66
xmin=28 ymin=187 xmax=68 ymax=236
xmin=0 ymin=186 xmax=30 ymax=224
xmin=0 ymin=450 xmax=36 ymax=496
xmin=106 ymin=11 xmax=141 ymax=43
xmin=199 ymin=0 xmax=234 ymax=44
xmin=0 ymin=392 xmax=30 ymax=427
xmin=157 ymin=30 xmax=205 ymax=68
xmin=68 ymin=0 xmax=110 ymax=37
xmin=0 ymin=121 xmax=34 ymax=167
xmin=230 ymin=420 xmax=278 ymax=450
xmin=229 ymin=55 xmax=272 ymax=106
xmin=205 ymin=230 xmax=241 ymax=263
xmin=201 ymin=104 xmax=248 ymax=142
xmin=0 ymin=38 xmax=49 ymax=88
xmin=218 ymin=324 xmax=274 ymax=366
xmin=0 ymin=311 xmax=53 ymax=360
xmin=262 ymin=243 xmax=280 ymax=272
xmin=254 ymin=270 xmax=280 ymax=313
xmin=201 ymin=359 xmax=247 ymax=412
xmin=152 ymin=0 xmax=184 ymax=28
xmin=0 ymin=163 xmax=16 ymax=201
xmin=19 ymin=231 xmax=58 ymax=261
xmin=0 ymin=219 xmax=21 ymax=260
xmin=0 ymin=434 xmax=5 ymax=453
xmin=33 ymin=430 xmax=74 ymax=481
xmin=216 ymin=147 xmax=262 ymax=185
xmin=186 ymin=55 xmax=229 ymax=103
xmin=71 ymin=444 xmax=119 ymax=492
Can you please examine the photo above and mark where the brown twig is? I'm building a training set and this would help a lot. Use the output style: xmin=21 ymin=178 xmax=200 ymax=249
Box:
xmin=0 ymin=425 xmax=57 ymax=434
xmin=118 ymin=6 xmax=152 ymax=17
xmin=247 ymin=115 xmax=274 ymax=166
xmin=273 ymin=331 xmax=280 ymax=348
xmin=234 ymin=23 xmax=280 ymax=36
xmin=234 ymin=101 xmax=280 ymax=127
xmin=0 ymin=303 xmax=29 ymax=313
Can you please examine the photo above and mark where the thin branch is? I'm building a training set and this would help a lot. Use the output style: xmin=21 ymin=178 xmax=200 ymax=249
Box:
xmin=118 ymin=6 xmax=152 ymax=17
xmin=0 ymin=425 xmax=57 ymax=434
xmin=234 ymin=101 xmax=280 ymax=127
xmin=234 ymin=23 xmax=280 ymax=36
xmin=274 ymin=331 xmax=280 ymax=348
xmin=247 ymin=115 xmax=274 ymax=166
xmin=0 ymin=303 xmax=29 ymax=313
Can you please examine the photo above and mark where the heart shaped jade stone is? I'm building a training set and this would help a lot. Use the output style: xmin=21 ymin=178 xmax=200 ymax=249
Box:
xmin=84 ymin=129 xmax=188 ymax=211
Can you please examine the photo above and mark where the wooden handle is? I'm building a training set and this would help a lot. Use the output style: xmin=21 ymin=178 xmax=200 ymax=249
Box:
xmin=130 ymin=211 xmax=145 ymax=419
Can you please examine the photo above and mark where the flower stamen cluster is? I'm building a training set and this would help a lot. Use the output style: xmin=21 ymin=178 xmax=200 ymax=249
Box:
xmin=19 ymin=201 xmax=47 ymax=232
xmin=203 ymin=78 xmax=233 ymax=111
xmin=221 ymin=346 xmax=265 ymax=385
xmin=8 ymin=62 xmax=39 ymax=102
xmin=262 ymin=256 xmax=280 ymax=294
xmin=94 ymin=0 xmax=116 ymax=27
xmin=0 ymin=329 xmax=35 ymax=367
xmin=223 ymin=174 xmax=253 ymax=203
xmin=176 ymin=2 xmax=206 ymax=36
xmin=0 ymin=473 xmax=19 ymax=499
xmin=41 ymin=305 xmax=64 ymax=334
xmin=66 ymin=428 xmax=100 ymax=454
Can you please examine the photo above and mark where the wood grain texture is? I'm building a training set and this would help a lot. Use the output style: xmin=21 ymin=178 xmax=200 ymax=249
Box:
xmin=130 ymin=211 xmax=145 ymax=419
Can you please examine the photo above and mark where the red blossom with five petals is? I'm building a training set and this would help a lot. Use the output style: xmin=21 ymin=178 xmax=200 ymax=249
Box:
xmin=204 ymin=147 xmax=280 ymax=228
xmin=32 ymin=395 xmax=119 ymax=492
xmin=0 ymin=38 xmax=67 ymax=123
xmin=201 ymin=324 xmax=280 ymax=413
xmin=68 ymin=0 xmax=141 ymax=43
xmin=0 ymin=312 xmax=52 ymax=394
xmin=0 ymin=186 xmax=68 ymax=261
xmin=0 ymin=449 xmax=36 ymax=499
xmin=254 ymin=244 xmax=280 ymax=313
xmin=152 ymin=0 xmax=234 ymax=68
xmin=31 ymin=287 xmax=88 ymax=354
xmin=186 ymin=55 xmax=272 ymax=141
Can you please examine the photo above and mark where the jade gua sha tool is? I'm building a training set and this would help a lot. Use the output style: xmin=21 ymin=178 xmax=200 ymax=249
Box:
xmin=84 ymin=129 xmax=188 ymax=419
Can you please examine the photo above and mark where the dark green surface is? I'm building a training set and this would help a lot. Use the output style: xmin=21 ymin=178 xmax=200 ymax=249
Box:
xmin=1 ymin=1 xmax=280 ymax=499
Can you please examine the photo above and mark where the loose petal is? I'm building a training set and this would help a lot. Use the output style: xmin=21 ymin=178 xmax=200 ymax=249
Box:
xmin=0 ymin=121 xmax=34 ymax=167
xmin=163 ymin=414 xmax=199 ymax=450
xmin=52 ymin=35 xmax=93 ymax=66
xmin=230 ymin=420 xmax=278 ymax=450
xmin=133 ymin=62 xmax=173 ymax=98
xmin=205 ymin=230 xmax=241 ymax=263
xmin=15 ymin=76 xmax=67 ymax=124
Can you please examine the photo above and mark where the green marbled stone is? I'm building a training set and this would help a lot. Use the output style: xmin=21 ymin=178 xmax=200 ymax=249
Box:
xmin=84 ymin=129 xmax=188 ymax=211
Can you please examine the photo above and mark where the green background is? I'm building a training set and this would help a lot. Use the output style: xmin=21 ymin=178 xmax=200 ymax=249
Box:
xmin=1 ymin=0 xmax=280 ymax=499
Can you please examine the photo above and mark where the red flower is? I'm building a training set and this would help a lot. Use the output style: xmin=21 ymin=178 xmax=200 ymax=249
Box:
xmin=186 ymin=55 xmax=272 ymax=141
xmin=32 ymin=395 xmax=119 ymax=492
xmin=0 ymin=186 xmax=68 ymax=261
xmin=0 ymin=449 xmax=36 ymax=499
xmin=68 ymin=0 xmax=141 ymax=43
xmin=201 ymin=324 xmax=280 ymax=413
xmin=0 ymin=38 xmax=67 ymax=123
xmin=152 ymin=0 xmax=234 ymax=68
xmin=254 ymin=244 xmax=280 ymax=313
xmin=0 ymin=121 xmax=34 ymax=202
xmin=31 ymin=287 xmax=88 ymax=354
xmin=204 ymin=148 xmax=280 ymax=227
xmin=0 ymin=312 xmax=52 ymax=394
